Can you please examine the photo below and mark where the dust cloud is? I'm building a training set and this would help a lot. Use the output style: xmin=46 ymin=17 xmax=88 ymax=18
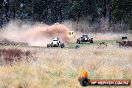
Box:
xmin=1 ymin=21 xmax=70 ymax=46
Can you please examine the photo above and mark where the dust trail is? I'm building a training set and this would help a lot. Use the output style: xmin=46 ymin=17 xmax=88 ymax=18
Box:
xmin=1 ymin=21 xmax=70 ymax=46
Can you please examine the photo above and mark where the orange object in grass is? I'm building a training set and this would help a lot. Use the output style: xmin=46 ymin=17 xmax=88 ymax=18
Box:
xmin=81 ymin=68 xmax=88 ymax=78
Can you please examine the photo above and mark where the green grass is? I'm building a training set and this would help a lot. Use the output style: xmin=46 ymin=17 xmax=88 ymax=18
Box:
xmin=66 ymin=40 xmax=116 ymax=48
xmin=0 ymin=40 xmax=116 ymax=49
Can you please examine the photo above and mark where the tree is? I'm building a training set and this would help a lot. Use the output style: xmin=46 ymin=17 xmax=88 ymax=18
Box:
xmin=112 ymin=0 xmax=132 ymax=29
xmin=70 ymin=0 xmax=99 ymax=22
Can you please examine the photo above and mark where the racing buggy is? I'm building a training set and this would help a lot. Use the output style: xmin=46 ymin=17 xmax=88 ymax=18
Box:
xmin=47 ymin=37 xmax=65 ymax=48
xmin=117 ymin=36 xmax=132 ymax=47
xmin=77 ymin=34 xmax=93 ymax=44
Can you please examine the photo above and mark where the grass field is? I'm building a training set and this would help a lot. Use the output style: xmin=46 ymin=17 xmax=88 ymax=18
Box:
xmin=0 ymin=42 xmax=131 ymax=88
xmin=67 ymin=40 xmax=116 ymax=48
xmin=0 ymin=32 xmax=131 ymax=88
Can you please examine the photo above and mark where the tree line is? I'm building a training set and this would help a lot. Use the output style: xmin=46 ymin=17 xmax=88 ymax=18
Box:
xmin=0 ymin=0 xmax=132 ymax=31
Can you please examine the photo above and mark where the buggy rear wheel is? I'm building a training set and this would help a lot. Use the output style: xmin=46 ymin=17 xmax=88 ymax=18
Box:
xmin=60 ymin=43 xmax=65 ymax=48
xmin=90 ymin=39 xmax=93 ymax=43
xmin=47 ymin=44 xmax=51 ymax=48
xmin=77 ymin=39 xmax=80 ymax=44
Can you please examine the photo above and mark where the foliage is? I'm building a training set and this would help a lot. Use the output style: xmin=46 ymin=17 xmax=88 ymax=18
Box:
xmin=0 ymin=0 xmax=131 ymax=30
xmin=112 ymin=0 xmax=132 ymax=29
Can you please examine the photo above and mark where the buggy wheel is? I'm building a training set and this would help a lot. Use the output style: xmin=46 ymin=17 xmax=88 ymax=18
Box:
xmin=47 ymin=44 xmax=50 ymax=48
xmin=60 ymin=43 xmax=65 ymax=48
xmin=77 ymin=40 xmax=80 ymax=44
xmin=90 ymin=39 xmax=93 ymax=43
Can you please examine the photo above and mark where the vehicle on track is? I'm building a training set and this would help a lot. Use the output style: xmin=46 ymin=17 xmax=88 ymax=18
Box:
xmin=47 ymin=37 xmax=65 ymax=48
xmin=117 ymin=36 xmax=132 ymax=47
xmin=68 ymin=31 xmax=75 ymax=38
xmin=77 ymin=34 xmax=93 ymax=44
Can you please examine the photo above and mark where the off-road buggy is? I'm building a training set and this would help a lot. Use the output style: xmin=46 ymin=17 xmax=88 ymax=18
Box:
xmin=77 ymin=34 xmax=93 ymax=44
xmin=117 ymin=36 xmax=132 ymax=47
xmin=47 ymin=37 xmax=65 ymax=48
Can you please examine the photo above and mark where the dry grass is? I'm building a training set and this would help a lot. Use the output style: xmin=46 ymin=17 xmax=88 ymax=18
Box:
xmin=0 ymin=45 xmax=131 ymax=88
xmin=0 ymin=48 xmax=31 ymax=65
xmin=1 ymin=21 xmax=131 ymax=88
